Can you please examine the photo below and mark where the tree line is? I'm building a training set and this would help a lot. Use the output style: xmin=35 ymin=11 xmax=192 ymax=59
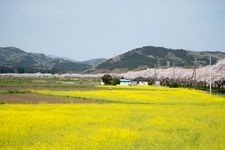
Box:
xmin=0 ymin=65 xmax=69 ymax=74
xmin=137 ymin=77 xmax=225 ymax=94
xmin=101 ymin=74 xmax=225 ymax=94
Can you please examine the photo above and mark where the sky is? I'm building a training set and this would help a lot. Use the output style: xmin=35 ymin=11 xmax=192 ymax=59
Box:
xmin=0 ymin=0 xmax=225 ymax=61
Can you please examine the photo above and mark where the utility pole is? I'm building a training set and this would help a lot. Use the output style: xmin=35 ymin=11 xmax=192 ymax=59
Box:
xmin=191 ymin=58 xmax=197 ymax=88
xmin=167 ymin=61 xmax=170 ymax=68
xmin=173 ymin=62 xmax=175 ymax=80
xmin=154 ymin=65 xmax=157 ymax=81
xmin=157 ymin=56 xmax=160 ymax=69
xmin=209 ymin=56 xmax=212 ymax=95
xmin=192 ymin=58 xmax=197 ymax=81
xmin=154 ymin=57 xmax=160 ymax=83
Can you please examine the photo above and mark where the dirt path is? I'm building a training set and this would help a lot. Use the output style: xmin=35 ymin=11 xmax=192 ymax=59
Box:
xmin=0 ymin=93 xmax=103 ymax=104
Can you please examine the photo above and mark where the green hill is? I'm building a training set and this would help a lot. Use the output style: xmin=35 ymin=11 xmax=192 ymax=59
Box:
xmin=0 ymin=47 xmax=90 ymax=73
xmin=96 ymin=46 xmax=225 ymax=71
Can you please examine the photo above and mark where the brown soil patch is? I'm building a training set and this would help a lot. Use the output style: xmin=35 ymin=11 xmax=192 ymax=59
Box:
xmin=0 ymin=93 xmax=103 ymax=104
xmin=0 ymin=86 xmax=98 ymax=91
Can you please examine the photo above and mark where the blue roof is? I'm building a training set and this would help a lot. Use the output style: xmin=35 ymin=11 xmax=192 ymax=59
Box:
xmin=120 ymin=79 xmax=131 ymax=82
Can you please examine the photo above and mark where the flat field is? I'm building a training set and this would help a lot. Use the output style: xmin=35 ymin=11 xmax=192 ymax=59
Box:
xmin=0 ymin=78 xmax=225 ymax=150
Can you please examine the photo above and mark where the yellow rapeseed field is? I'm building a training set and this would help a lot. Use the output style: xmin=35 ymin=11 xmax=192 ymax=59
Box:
xmin=31 ymin=86 xmax=225 ymax=105
xmin=1 ymin=86 xmax=225 ymax=150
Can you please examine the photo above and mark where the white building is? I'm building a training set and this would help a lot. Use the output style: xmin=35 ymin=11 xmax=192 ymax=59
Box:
xmin=120 ymin=79 xmax=137 ymax=86
xmin=100 ymin=81 xmax=105 ymax=85
xmin=138 ymin=81 xmax=148 ymax=85
xmin=154 ymin=81 xmax=161 ymax=86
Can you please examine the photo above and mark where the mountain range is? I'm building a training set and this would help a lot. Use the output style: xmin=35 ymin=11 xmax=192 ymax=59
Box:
xmin=0 ymin=46 xmax=225 ymax=73
xmin=96 ymin=46 xmax=225 ymax=72
xmin=0 ymin=47 xmax=90 ymax=73
xmin=81 ymin=58 xmax=107 ymax=66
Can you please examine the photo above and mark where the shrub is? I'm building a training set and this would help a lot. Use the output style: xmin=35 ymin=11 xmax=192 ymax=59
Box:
xmin=112 ymin=78 xmax=120 ymax=85
xmin=102 ymin=74 xmax=113 ymax=85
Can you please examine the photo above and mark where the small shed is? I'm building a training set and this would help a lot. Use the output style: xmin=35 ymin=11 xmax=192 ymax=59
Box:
xmin=100 ymin=81 xmax=105 ymax=85
xmin=120 ymin=79 xmax=137 ymax=86
xmin=154 ymin=81 xmax=161 ymax=86
xmin=120 ymin=79 xmax=131 ymax=86
xmin=138 ymin=81 xmax=148 ymax=85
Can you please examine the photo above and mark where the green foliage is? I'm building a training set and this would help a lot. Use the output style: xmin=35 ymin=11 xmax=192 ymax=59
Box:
xmin=7 ymin=90 xmax=28 ymax=94
xmin=134 ymin=77 xmax=155 ymax=85
xmin=112 ymin=78 xmax=120 ymax=85
xmin=147 ymin=79 xmax=155 ymax=85
xmin=168 ymin=82 xmax=179 ymax=88
xmin=101 ymin=74 xmax=113 ymax=85
xmin=0 ymin=65 xmax=15 ymax=73
xmin=0 ymin=47 xmax=91 ymax=73
xmin=0 ymin=77 xmax=100 ymax=90
xmin=96 ymin=46 xmax=225 ymax=71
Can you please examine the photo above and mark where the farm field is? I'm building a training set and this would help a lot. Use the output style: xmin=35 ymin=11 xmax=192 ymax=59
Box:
xmin=0 ymin=78 xmax=225 ymax=149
